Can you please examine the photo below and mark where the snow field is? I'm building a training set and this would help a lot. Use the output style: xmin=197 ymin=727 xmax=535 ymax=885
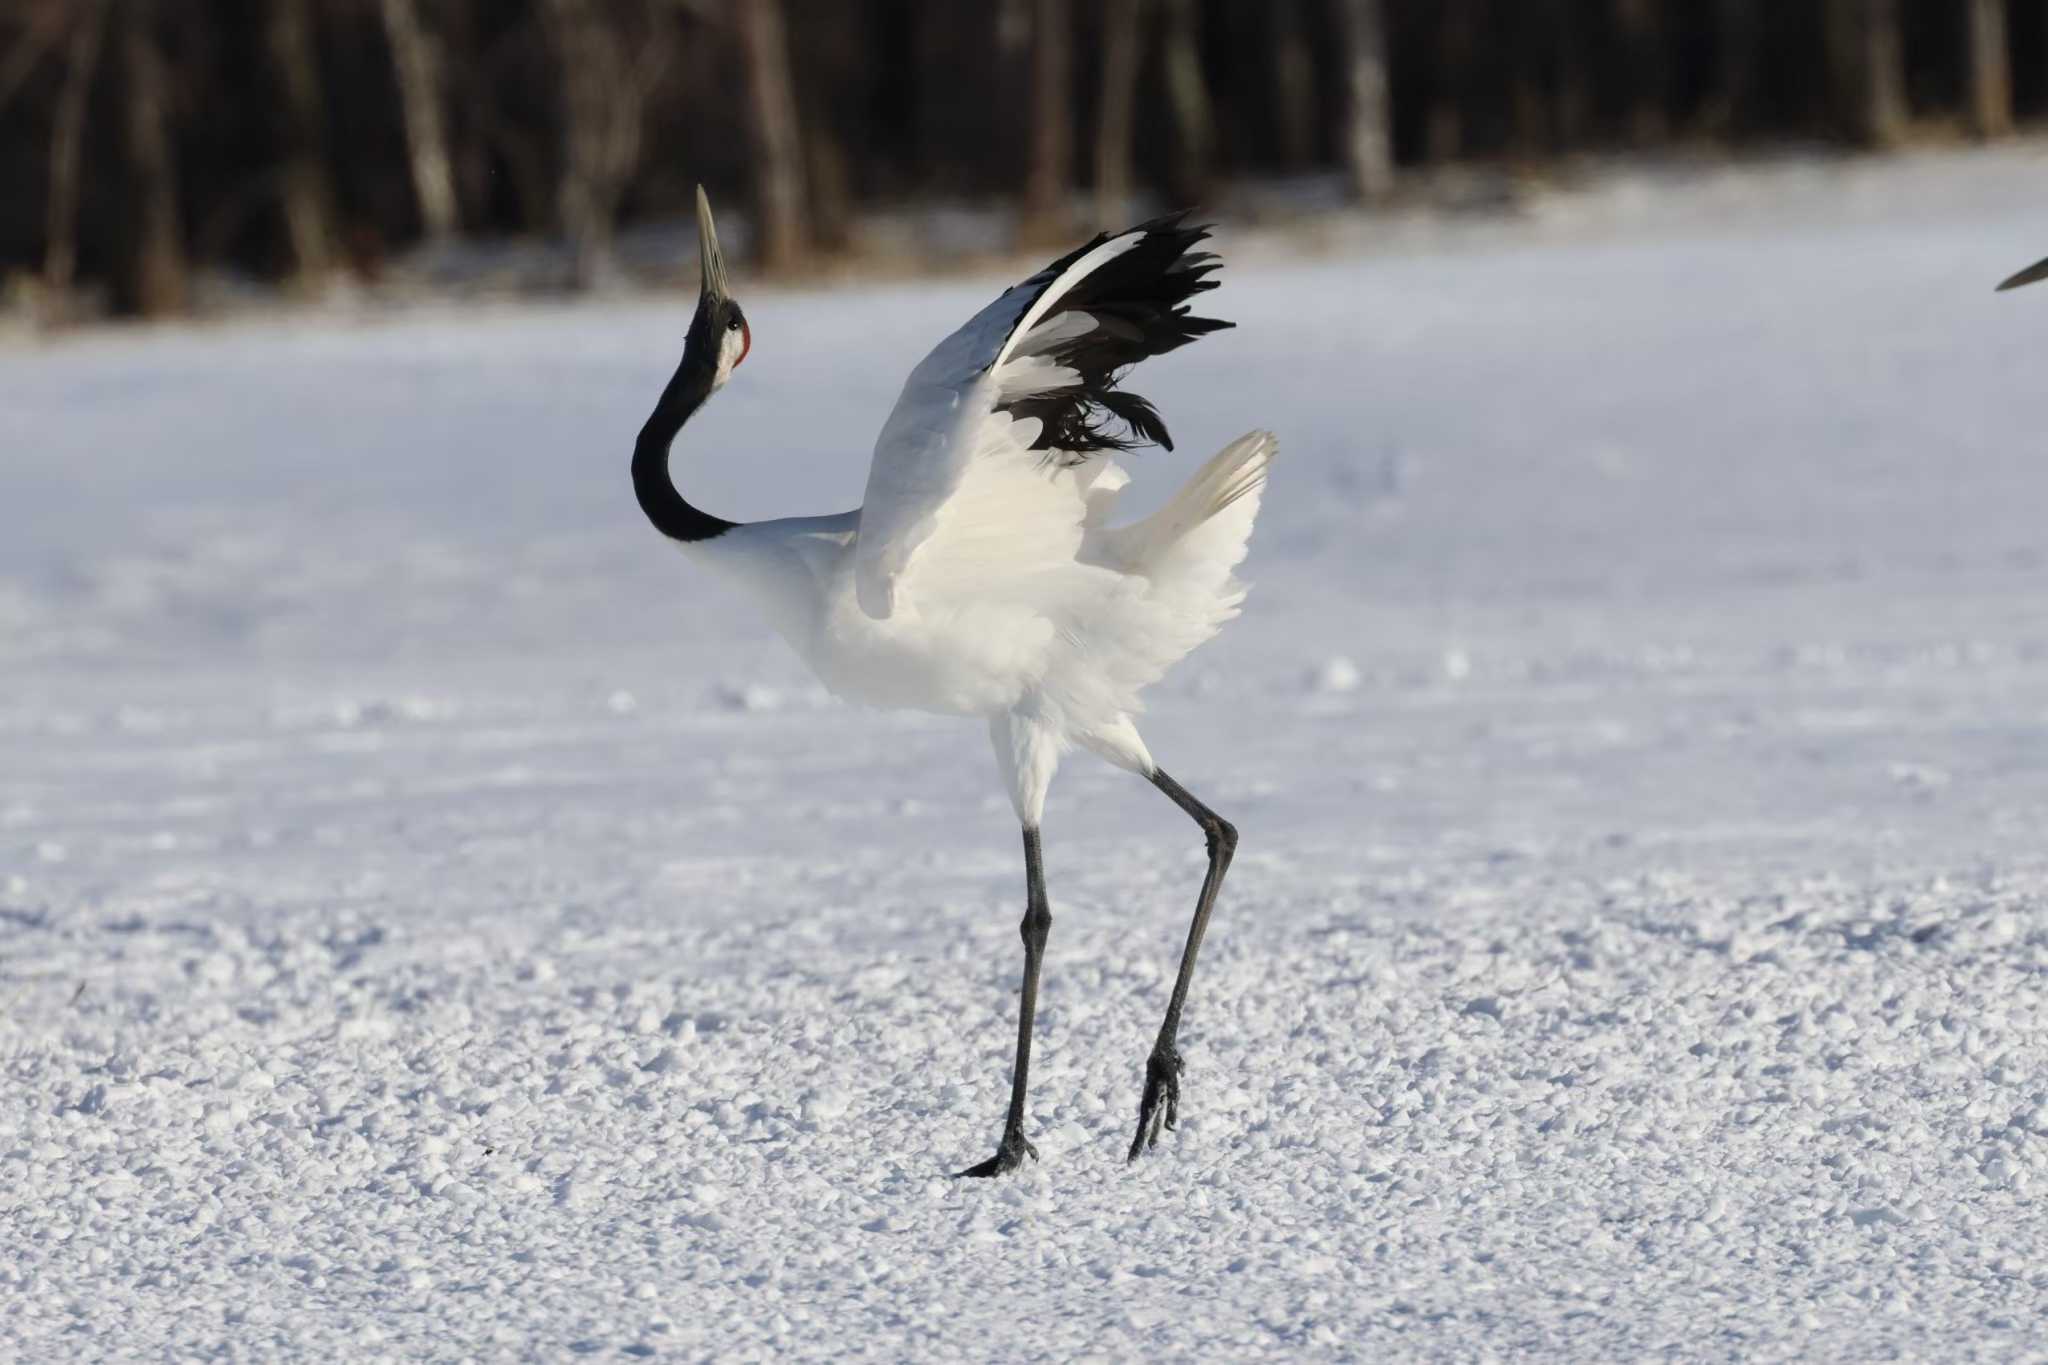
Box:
xmin=5 ymin=143 xmax=2048 ymax=1358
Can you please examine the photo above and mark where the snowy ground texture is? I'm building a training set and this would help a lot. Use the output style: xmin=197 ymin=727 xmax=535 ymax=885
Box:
xmin=7 ymin=146 xmax=2048 ymax=1360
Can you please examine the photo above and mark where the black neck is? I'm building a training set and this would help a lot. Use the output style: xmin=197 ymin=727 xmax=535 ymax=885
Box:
xmin=633 ymin=352 xmax=737 ymax=544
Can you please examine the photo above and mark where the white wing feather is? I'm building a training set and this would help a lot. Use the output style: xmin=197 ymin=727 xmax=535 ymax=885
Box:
xmin=852 ymin=235 xmax=1147 ymax=619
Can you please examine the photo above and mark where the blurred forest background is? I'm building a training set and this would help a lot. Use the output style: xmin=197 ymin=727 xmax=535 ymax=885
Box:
xmin=2 ymin=0 xmax=2045 ymax=322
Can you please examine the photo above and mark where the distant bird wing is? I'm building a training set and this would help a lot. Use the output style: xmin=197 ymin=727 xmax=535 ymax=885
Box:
xmin=1997 ymin=256 xmax=2048 ymax=292
xmin=852 ymin=215 xmax=1231 ymax=619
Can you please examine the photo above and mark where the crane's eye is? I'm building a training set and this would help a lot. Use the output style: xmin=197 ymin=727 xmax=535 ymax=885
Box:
xmin=726 ymin=318 xmax=742 ymax=332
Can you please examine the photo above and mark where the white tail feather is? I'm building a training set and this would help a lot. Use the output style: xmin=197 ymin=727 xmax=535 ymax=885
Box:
xmin=1108 ymin=430 xmax=1275 ymax=576
xmin=1027 ymin=430 xmax=1277 ymax=726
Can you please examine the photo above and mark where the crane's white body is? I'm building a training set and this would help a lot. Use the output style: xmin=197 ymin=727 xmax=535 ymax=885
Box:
xmin=682 ymin=231 xmax=1274 ymax=826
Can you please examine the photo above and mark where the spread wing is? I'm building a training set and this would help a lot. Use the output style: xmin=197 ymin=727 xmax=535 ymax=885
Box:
xmin=852 ymin=215 xmax=1231 ymax=618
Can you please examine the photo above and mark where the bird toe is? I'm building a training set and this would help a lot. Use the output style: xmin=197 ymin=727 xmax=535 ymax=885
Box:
xmin=956 ymin=1130 xmax=1038 ymax=1178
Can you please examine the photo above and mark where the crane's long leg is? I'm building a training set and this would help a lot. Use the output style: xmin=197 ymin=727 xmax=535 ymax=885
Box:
xmin=1129 ymin=768 xmax=1236 ymax=1161
xmin=957 ymin=825 xmax=1051 ymax=1178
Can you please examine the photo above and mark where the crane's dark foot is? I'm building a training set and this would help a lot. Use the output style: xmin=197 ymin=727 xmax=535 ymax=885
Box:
xmin=1127 ymin=1044 xmax=1185 ymax=1161
xmin=956 ymin=1129 xmax=1039 ymax=1179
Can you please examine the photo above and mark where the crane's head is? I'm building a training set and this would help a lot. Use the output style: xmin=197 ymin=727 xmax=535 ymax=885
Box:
xmin=687 ymin=186 xmax=751 ymax=386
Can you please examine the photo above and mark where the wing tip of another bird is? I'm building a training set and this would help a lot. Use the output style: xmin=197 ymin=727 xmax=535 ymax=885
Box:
xmin=1996 ymin=257 xmax=2048 ymax=292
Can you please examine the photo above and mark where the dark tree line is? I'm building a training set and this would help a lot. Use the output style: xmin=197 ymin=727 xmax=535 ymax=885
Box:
xmin=3 ymin=0 xmax=2045 ymax=321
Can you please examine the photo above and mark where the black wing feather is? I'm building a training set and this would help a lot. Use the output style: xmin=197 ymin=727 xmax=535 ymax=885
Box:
xmin=990 ymin=213 xmax=1233 ymax=463
xmin=1997 ymin=255 xmax=2048 ymax=291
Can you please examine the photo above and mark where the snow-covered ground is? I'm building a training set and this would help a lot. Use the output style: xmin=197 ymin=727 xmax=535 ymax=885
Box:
xmin=6 ymin=145 xmax=2048 ymax=1359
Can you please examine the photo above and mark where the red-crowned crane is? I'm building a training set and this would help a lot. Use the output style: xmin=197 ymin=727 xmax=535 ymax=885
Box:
xmin=634 ymin=188 xmax=1274 ymax=1176
xmin=1998 ymin=256 xmax=2048 ymax=291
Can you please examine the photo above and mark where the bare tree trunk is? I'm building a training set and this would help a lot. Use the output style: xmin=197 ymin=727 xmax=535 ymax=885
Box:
xmin=1333 ymin=0 xmax=1394 ymax=200
xmin=1554 ymin=0 xmax=1591 ymax=149
xmin=1022 ymin=0 xmax=1072 ymax=238
xmin=992 ymin=0 xmax=1032 ymax=187
xmin=44 ymin=0 xmax=108 ymax=310
xmin=2 ymin=10 xmax=69 ymax=112
xmin=120 ymin=7 xmax=186 ymax=316
xmin=1094 ymin=0 xmax=1143 ymax=228
xmin=1159 ymin=0 xmax=1212 ymax=203
xmin=1870 ymin=0 xmax=1909 ymax=144
xmin=736 ymin=0 xmax=809 ymax=271
xmin=1509 ymin=2 xmax=1550 ymax=157
xmin=547 ymin=0 xmax=621 ymax=288
xmin=1613 ymin=0 xmax=1668 ymax=146
xmin=1867 ymin=0 xmax=1909 ymax=146
xmin=378 ymin=0 xmax=460 ymax=241
xmin=543 ymin=0 xmax=665 ymax=290
xmin=1966 ymin=0 xmax=2013 ymax=139
xmin=792 ymin=1 xmax=857 ymax=251
xmin=266 ymin=0 xmax=339 ymax=289
xmin=1426 ymin=0 xmax=1474 ymax=163
xmin=1828 ymin=0 xmax=1908 ymax=147
xmin=1704 ymin=0 xmax=1760 ymax=137
xmin=805 ymin=124 xmax=852 ymax=253
xmin=1269 ymin=0 xmax=1313 ymax=170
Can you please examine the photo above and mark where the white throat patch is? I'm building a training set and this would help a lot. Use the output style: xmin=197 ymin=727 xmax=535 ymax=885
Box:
xmin=713 ymin=325 xmax=747 ymax=387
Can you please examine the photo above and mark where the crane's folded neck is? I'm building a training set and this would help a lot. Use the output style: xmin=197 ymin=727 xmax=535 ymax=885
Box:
xmin=633 ymin=353 xmax=740 ymax=545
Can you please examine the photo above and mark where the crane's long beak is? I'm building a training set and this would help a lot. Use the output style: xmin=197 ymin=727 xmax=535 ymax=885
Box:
xmin=696 ymin=185 xmax=730 ymax=302
xmin=1996 ymin=255 xmax=2048 ymax=292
